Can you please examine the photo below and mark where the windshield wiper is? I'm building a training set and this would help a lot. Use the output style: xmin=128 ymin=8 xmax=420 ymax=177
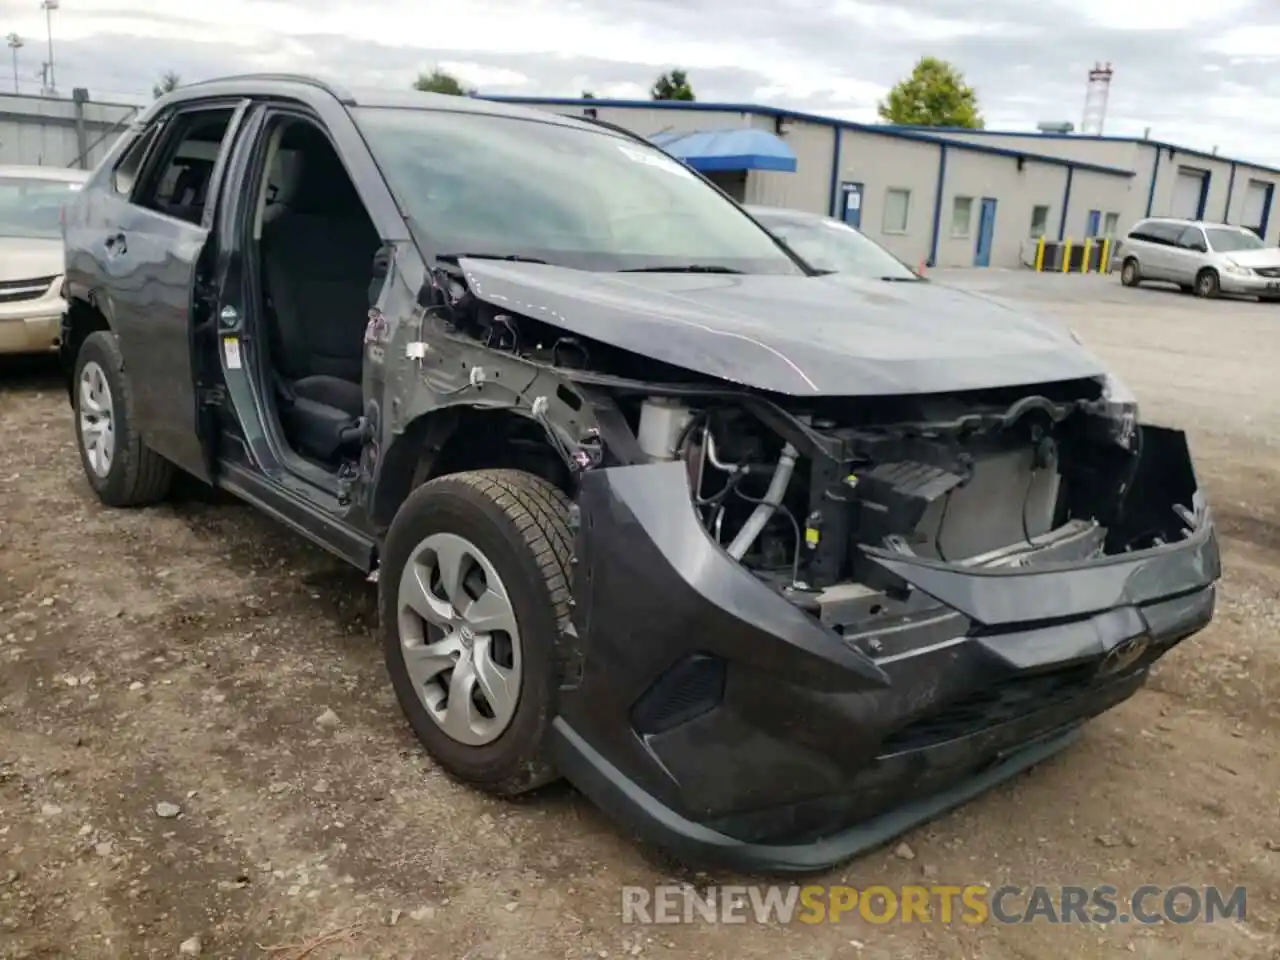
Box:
xmin=436 ymin=252 xmax=549 ymax=265
xmin=880 ymin=275 xmax=923 ymax=282
xmin=617 ymin=264 xmax=744 ymax=274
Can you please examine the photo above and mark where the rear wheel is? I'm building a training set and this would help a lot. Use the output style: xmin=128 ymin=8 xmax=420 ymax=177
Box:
xmin=72 ymin=331 xmax=175 ymax=507
xmin=380 ymin=469 xmax=573 ymax=795
xmin=1120 ymin=258 xmax=1141 ymax=287
xmin=1195 ymin=269 xmax=1220 ymax=299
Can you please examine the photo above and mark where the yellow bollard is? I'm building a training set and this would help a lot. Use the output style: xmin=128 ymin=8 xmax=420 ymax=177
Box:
xmin=1034 ymin=236 xmax=1045 ymax=272
xmin=1061 ymin=238 xmax=1073 ymax=273
xmin=1101 ymin=237 xmax=1112 ymax=273
xmin=1083 ymin=238 xmax=1092 ymax=274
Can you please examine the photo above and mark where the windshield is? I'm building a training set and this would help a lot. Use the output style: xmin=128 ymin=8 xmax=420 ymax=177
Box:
xmin=353 ymin=107 xmax=804 ymax=275
xmin=1206 ymin=227 xmax=1265 ymax=253
xmin=753 ymin=213 xmax=919 ymax=279
xmin=0 ymin=176 xmax=81 ymax=240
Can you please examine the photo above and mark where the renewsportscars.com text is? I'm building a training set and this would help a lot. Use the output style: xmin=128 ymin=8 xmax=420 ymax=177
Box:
xmin=621 ymin=884 xmax=1248 ymax=926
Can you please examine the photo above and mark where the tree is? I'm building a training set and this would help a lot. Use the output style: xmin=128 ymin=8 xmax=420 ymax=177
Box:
xmin=651 ymin=69 xmax=695 ymax=102
xmin=414 ymin=68 xmax=475 ymax=96
xmin=152 ymin=71 xmax=181 ymax=99
xmin=582 ymin=90 xmax=596 ymax=99
xmin=877 ymin=56 xmax=983 ymax=128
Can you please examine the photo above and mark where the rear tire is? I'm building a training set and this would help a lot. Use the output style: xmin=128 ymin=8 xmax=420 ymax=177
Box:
xmin=380 ymin=469 xmax=573 ymax=796
xmin=72 ymin=331 xmax=175 ymax=508
xmin=1195 ymin=269 xmax=1220 ymax=299
xmin=1120 ymin=258 xmax=1141 ymax=287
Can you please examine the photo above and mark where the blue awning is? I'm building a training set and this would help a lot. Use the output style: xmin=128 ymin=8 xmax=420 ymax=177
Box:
xmin=648 ymin=128 xmax=798 ymax=173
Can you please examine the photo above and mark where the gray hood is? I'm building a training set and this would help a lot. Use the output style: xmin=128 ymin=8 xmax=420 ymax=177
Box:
xmin=459 ymin=259 xmax=1107 ymax=397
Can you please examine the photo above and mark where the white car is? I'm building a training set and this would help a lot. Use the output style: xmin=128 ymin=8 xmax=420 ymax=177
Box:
xmin=1111 ymin=217 xmax=1280 ymax=300
xmin=0 ymin=164 xmax=89 ymax=355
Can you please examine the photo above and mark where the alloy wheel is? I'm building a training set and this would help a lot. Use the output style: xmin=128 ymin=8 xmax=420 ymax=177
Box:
xmin=78 ymin=360 xmax=116 ymax=478
xmin=396 ymin=532 xmax=522 ymax=746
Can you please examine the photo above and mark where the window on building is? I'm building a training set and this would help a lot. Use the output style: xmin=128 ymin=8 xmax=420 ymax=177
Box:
xmin=951 ymin=196 xmax=973 ymax=237
xmin=883 ymin=188 xmax=910 ymax=233
xmin=1029 ymin=205 xmax=1050 ymax=238
xmin=1103 ymin=212 xmax=1120 ymax=236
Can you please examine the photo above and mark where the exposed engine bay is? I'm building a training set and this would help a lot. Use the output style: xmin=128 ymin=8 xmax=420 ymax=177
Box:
xmin=617 ymin=382 xmax=1151 ymax=594
xmin=433 ymin=277 xmax=1200 ymax=617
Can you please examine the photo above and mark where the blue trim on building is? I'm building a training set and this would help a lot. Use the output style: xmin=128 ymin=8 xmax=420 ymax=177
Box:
xmin=481 ymin=96 xmax=1136 ymax=178
xmin=1145 ymin=147 xmax=1160 ymax=217
xmin=1195 ymin=169 xmax=1211 ymax=220
xmin=828 ymin=126 xmax=842 ymax=216
xmin=1059 ymin=167 xmax=1073 ymax=241
xmin=1224 ymin=163 xmax=1237 ymax=222
xmin=873 ymin=123 xmax=1280 ymax=177
xmin=1261 ymin=182 xmax=1275 ymax=240
xmin=929 ymin=144 xmax=948 ymax=267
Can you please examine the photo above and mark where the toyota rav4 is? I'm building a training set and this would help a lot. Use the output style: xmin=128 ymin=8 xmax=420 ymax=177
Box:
xmin=59 ymin=75 xmax=1220 ymax=873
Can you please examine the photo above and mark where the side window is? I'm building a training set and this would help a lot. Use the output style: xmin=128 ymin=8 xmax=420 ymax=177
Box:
xmin=950 ymin=196 xmax=973 ymax=237
xmin=133 ymin=107 xmax=236 ymax=226
xmin=1029 ymin=204 xmax=1050 ymax=238
xmin=111 ymin=124 xmax=164 ymax=197
xmin=882 ymin=188 xmax=911 ymax=234
xmin=1133 ymin=222 xmax=1178 ymax=246
xmin=1176 ymin=226 xmax=1206 ymax=250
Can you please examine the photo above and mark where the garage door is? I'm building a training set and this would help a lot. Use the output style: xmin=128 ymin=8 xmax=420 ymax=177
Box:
xmin=1172 ymin=167 xmax=1208 ymax=220
xmin=1242 ymin=179 xmax=1272 ymax=236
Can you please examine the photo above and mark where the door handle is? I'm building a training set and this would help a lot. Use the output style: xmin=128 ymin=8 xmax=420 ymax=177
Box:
xmin=104 ymin=232 xmax=127 ymax=255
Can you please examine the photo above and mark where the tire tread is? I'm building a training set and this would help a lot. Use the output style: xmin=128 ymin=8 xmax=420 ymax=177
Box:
xmin=77 ymin=331 xmax=175 ymax=507
xmin=384 ymin=468 xmax=574 ymax=796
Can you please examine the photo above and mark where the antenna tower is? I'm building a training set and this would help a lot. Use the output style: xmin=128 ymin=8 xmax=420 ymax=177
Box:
xmin=1081 ymin=62 xmax=1113 ymax=135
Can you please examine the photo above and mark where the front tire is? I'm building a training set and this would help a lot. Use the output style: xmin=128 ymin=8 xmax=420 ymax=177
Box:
xmin=1121 ymin=258 xmax=1141 ymax=287
xmin=1195 ymin=269 xmax=1220 ymax=299
xmin=380 ymin=469 xmax=573 ymax=795
xmin=72 ymin=331 xmax=175 ymax=507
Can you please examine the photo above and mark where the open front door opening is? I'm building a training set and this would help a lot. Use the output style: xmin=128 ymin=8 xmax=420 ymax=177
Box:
xmin=239 ymin=113 xmax=383 ymax=483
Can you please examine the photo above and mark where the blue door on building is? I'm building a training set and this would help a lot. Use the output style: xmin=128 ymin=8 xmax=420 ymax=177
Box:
xmin=1086 ymin=209 xmax=1101 ymax=237
xmin=841 ymin=182 xmax=864 ymax=228
xmin=973 ymin=197 xmax=997 ymax=267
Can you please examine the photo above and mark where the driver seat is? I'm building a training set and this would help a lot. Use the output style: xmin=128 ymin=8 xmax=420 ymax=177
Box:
xmin=260 ymin=127 xmax=381 ymax=463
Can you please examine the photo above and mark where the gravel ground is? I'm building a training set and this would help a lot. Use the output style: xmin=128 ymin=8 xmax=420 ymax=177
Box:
xmin=1 ymin=271 xmax=1278 ymax=959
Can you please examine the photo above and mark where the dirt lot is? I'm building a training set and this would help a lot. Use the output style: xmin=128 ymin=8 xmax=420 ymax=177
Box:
xmin=2 ymin=272 xmax=1279 ymax=959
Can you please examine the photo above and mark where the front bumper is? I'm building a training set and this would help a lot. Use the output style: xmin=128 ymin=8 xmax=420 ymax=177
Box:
xmin=0 ymin=288 xmax=65 ymax=356
xmin=552 ymin=426 xmax=1220 ymax=873
xmin=1219 ymin=271 xmax=1280 ymax=297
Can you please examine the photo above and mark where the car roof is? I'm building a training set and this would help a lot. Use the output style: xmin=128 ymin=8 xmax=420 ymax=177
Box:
xmin=1134 ymin=217 xmax=1248 ymax=230
xmin=0 ymin=164 xmax=91 ymax=182
xmin=163 ymin=73 xmax=601 ymax=132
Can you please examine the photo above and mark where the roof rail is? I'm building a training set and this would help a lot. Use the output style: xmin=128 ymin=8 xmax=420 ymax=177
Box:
xmin=180 ymin=73 xmax=355 ymax=104
xmin=570 ymin=113 xmax=654 ymax=146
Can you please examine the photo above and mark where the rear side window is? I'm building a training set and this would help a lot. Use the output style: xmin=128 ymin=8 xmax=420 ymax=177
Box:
xmin=110 ymin=124 xmax=164 ymax=197
xmin=1128 ymin=221 xmax=1182 ymax=245
xmin=132 ymin=107 xmax=236 ymax=226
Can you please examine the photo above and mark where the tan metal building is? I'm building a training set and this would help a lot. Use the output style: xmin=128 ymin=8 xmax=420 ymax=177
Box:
xmin=0 ymin=92 xmax=140 ymax=170
xmin=485 ymin=96 xmax=1280 ymax=270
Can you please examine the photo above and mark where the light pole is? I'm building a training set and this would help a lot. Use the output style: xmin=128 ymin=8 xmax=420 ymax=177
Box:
xmin=39 ymin=0 xmax=57 ymax=94
xmin=5 ymin=34 xmax=21 ymax=94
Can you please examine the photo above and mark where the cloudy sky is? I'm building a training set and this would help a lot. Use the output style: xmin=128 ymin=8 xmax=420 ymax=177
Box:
xmin=2 ymin=0 xmax=1279 ymax=163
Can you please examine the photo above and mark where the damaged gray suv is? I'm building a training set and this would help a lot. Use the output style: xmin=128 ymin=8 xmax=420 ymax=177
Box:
xmin=59 ymin=75 xmax=1220 ymax=873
